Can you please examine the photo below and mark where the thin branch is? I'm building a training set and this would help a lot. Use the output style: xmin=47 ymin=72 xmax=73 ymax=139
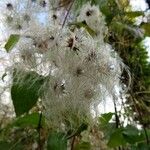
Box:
xmin=9 ymin=137 xmax=24 ymax=150
xmin=135 ymin=91 xmax=150 ymax=95
xmin=58 ymin=0 xmax=72 ymax=8
xmin=62 ymin=0 xmax=75 ymax=28
xmin=37 ymin=112 xmax=42 ymax=150
xmin=113 ymin=96 xmax=122 ymax=150
xmin=113 ymin=96 xmax=120 ymax=128
xmin=71 ymin=136 xmax=76 ymax=150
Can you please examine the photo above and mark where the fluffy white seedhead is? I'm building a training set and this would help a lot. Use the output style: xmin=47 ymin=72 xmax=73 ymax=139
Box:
xmin=0 ymin=1 xmax=129 ymax=130
xmin=77 ymin=2 xmax=108 ymax=39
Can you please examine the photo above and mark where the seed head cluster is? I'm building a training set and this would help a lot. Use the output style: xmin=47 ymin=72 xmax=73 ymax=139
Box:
xmin=0 ymin=0 xmax=129 ymax=130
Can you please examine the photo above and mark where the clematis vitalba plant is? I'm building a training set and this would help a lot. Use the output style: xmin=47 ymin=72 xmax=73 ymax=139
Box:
xmin=0 ymin=0 xmax=132 ymax=149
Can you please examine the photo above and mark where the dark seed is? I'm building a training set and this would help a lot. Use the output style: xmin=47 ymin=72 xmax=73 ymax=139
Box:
xmin=76 ymin=67 xmax=83 ymax=76
xmin=6 ymin=3 xmax=13 ymax=10
xmin=87 ymin=52 xmax=96 ymax=61
xmin=40 ymin=0 xmax=46 ymax=7
xmin=24 ymin=14 xmax=31 ymax=22
xmin=16 ymin=24 xmax=22 ymax=30
xmin=86 ymin=10 xmax=93 ymax=16
xmin=54 ymin=83 xmax=58 ymax=91
xmin=49 ymin=36 xmax=55 ymax=40
xmin=52 ymin=14 xmax=57 ymax=20
xmin=73 ymin=47 xmax=79 ymax=55
xmin=67 ymin=38 xmax=74 ymax=48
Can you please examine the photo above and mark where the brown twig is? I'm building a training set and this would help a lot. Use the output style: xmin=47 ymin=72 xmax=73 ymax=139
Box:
xmin=62 ymin=0 xmax=75 ymax=28
xmin=71 ymin=136 xmax=76 ymax=150
xmin=113 ymin=96 xmax=120 ymax=128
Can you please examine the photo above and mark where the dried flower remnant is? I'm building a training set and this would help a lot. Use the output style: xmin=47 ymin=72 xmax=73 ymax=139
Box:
xmin=67 ymin=37 xmax=74 ymax=48
xmin=86 ymin=51 xmax=97 ymax=61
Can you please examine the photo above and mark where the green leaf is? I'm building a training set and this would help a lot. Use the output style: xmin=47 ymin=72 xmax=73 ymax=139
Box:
xmin=107 ymin=128 xmax=127 ymax=148
xmin=99 ymin=112 xmax=114 ymax=126
xmin=141 ymin=23 xmax=150 ymax=36
xmin=117 ymin=0 xmax=129 ymax=8
xmin=111 ymin=21 xmax=126 ymax=34
xmin=99 ymin=123 xmax=116 ymax=139
xmin=47 ymin=132 xmax=67 ymax=150
xmin=74 ymin=142 xmax=91 ymax=150
xmin=0 ymin=141 xmax=11 ymax=150
xmin=137 ymin=143 xmax=150 ymax=150
xmin=11 ymin=70 xmax=44 ymax=116
xmin=122 ymin=125 xmax=142 ymax=144
xmin=13 ymin=113 xmax=45 ymax=128
xmin=94 ymin=0 xmax=119 ymax=24
xmin=4 ymin=34 xmax=20 ymax=52
xmin=111 ymin=21 xmax=144 ymax=38
xmin=67 ymin=123 xmax=88 ymax=139
xmin=70 ymin=21 xmax=96 ymax=36
xmin=0 ymin=141 xmax=23 ymax=150
xmin=75 ymin=123 xmax=88 ymax=135
xmin=126 ymin=11 xmax=144 ymax=18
